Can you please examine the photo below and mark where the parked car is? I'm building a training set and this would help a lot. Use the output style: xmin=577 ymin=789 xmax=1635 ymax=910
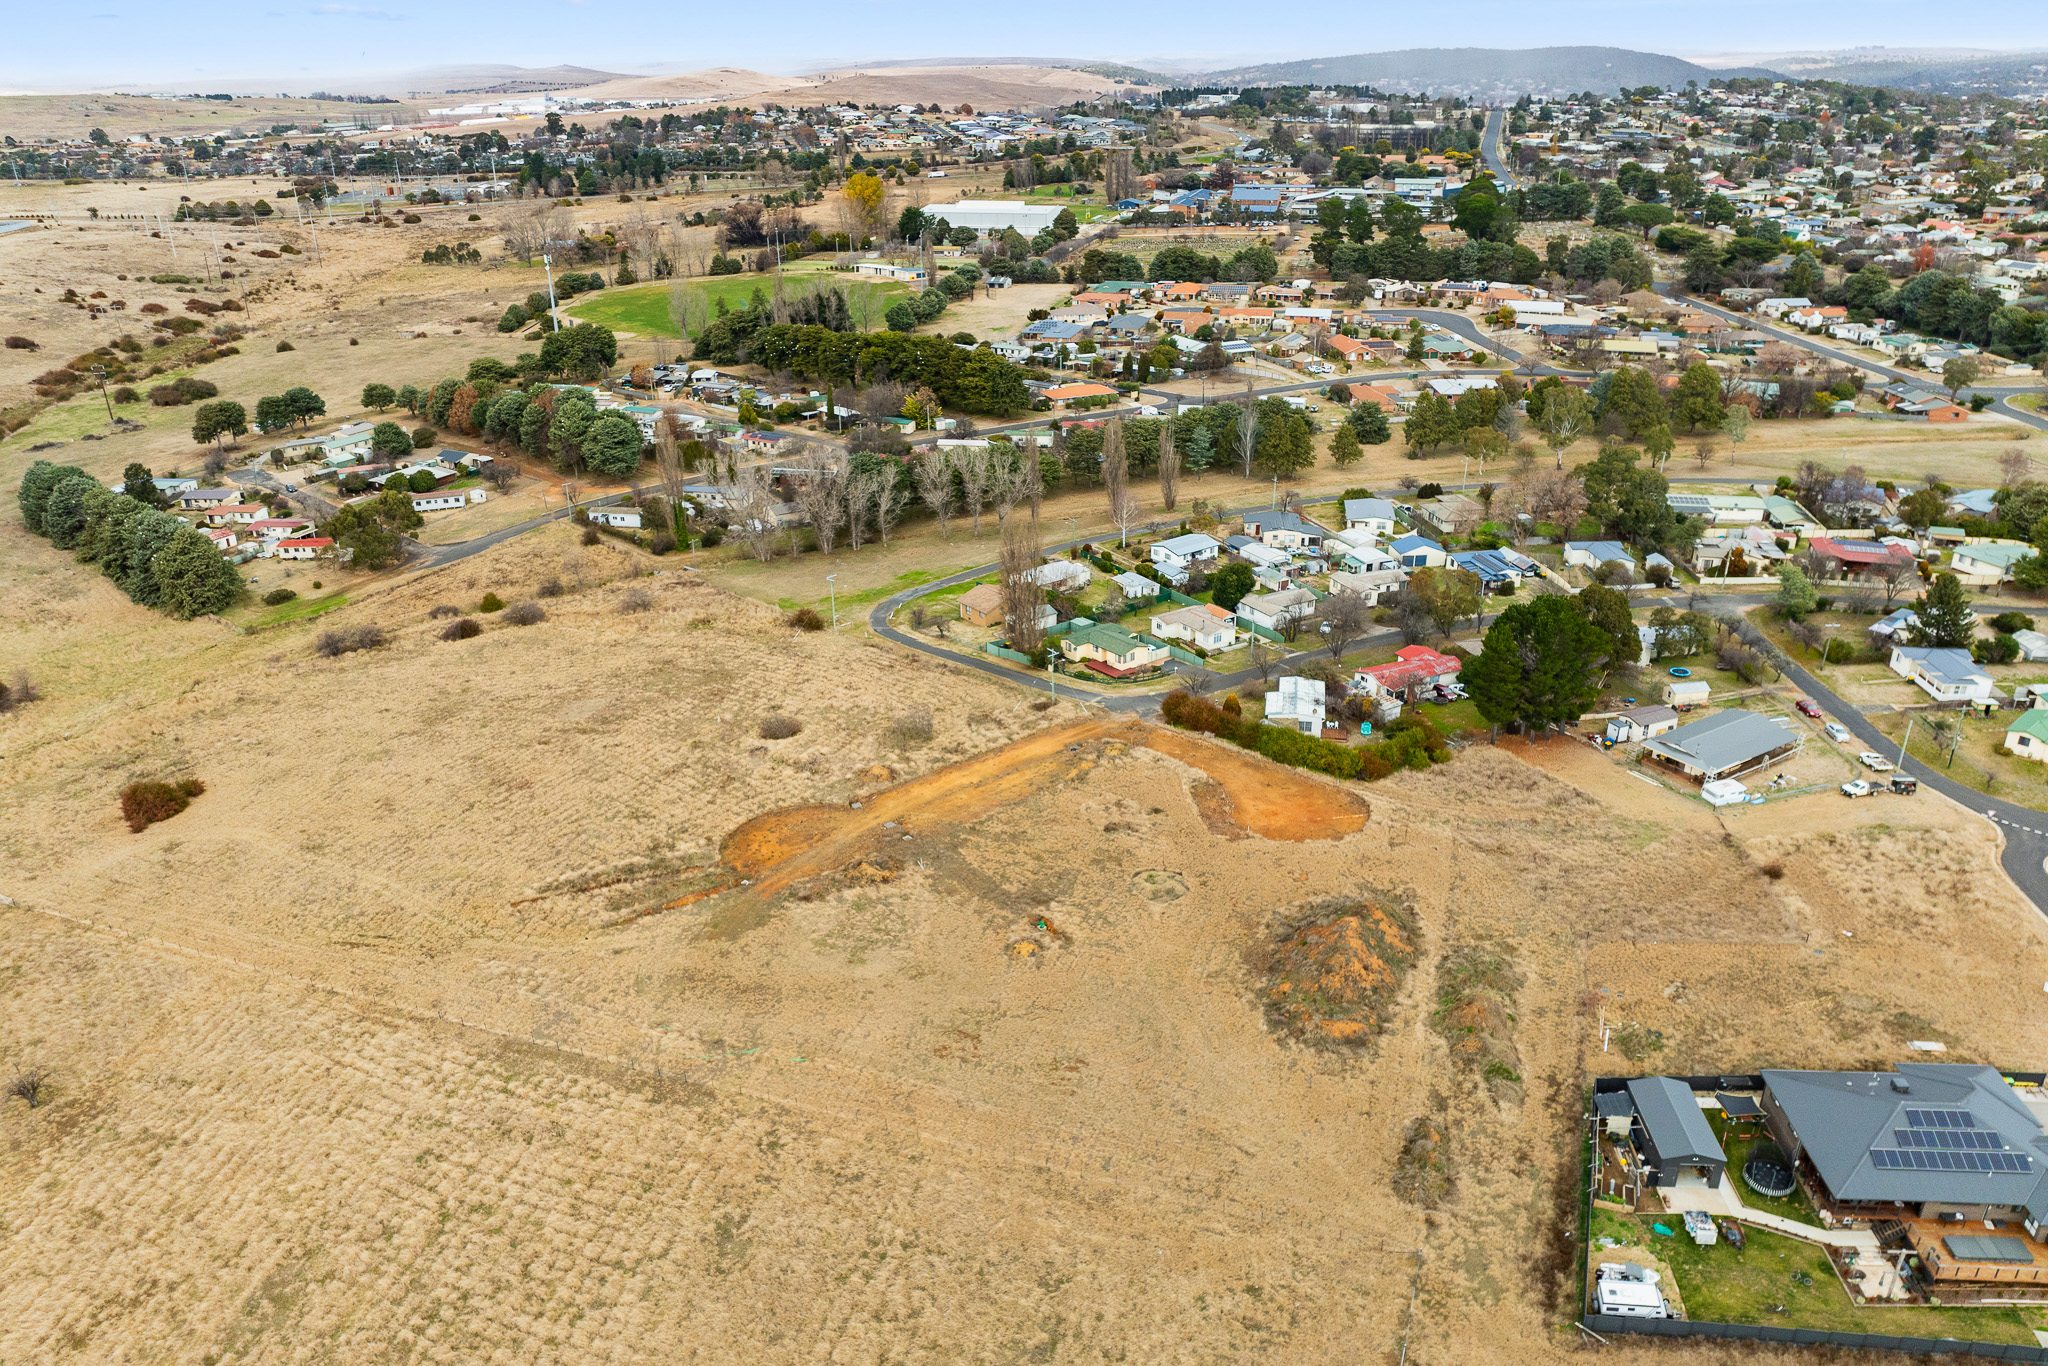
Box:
xmin=1841 ymin=779 xmax=1872 ymax=798
xmin=1857 ymin=752 xmax=1895 ymax=772
xmin=1824 ymin=722 xmax=1851 ymax=743
xmin=1796 ymin=700 xmax=1822 ymax=719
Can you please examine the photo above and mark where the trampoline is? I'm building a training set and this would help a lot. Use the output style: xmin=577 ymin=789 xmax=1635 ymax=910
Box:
xmin=1669 ymin=667 xmax=1692 ymax=678
xmin=1743 ymin=1142 xmax=1797 ymax=1199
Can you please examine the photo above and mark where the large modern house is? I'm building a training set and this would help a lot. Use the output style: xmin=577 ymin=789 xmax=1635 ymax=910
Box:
xmin=1761 ymin=1064 xmax=2048 ymax=1291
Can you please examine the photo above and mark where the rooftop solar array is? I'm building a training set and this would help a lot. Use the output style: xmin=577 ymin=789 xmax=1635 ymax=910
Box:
xmin=1870 ymin=1148 xmax=2032 ymax=1173
xmin=1894 ymin=1127 xmax=2004 ymax=1150
xmin=1904 ymin=1108 xmax=1978 ymax=1129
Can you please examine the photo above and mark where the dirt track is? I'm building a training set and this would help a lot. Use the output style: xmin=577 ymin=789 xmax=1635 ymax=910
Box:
xmin=721 ymin=718 xmax=1371 ymax=899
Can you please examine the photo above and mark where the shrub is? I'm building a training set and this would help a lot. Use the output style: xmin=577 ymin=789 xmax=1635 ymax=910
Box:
xmin=120 ymin=777 xmax=205 ymax=833
xmin=698 ymin=525 xmax=723 ymax=548
xmin=411 ymin=427 xmax=435 ymax=448
xmin=479 ymin=592 xmax=505 ymax=612
xmin=786 ymin=607 xmax=825 ymax=631
xmin=1991 ymin=611 xmax=2033 ymax=635
xmin=759 ymin=714 xmax=802 ymax=739
xmin=262 ymin=588 xmax=297 ymax=606
xmin=503 ymin=600 xmax=546 ymax=625
xmin=4 ymin=336 xmax=37 ymax=350
xmin=581 ymin=526 xmax=600 ymax=546
xmin=110 ymin=386 xmax=139 ymax=403
xmin=617 ymin=589 xmax=653 ymax=614
xmin=889 ymin=704 xmax=935 ymax=746
xmin=650 ymin=532 xmax=676 ymax=555
xmin=6 ymin=1064 xmax=50 ymax=1109
xmin=439 ymin=617 xmax=482 ymax=640
xmin=0 ymin=670 xmax=40 ymax=714
xmin=427 ymin=603 xmax=462 ymax=619
xmin=536 ymin=578 xmax=564 ymax=598
xmin=275 ymin=339 xmax=294 ymax=352
xmin=314 ymin=624 xmax=387 ymax=657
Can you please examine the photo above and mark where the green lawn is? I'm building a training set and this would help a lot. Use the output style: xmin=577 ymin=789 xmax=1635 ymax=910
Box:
xmin=1706 ymin=1113 xmax=1819 ymax=1227
xmin=563 ymin=273 xmax=908 ymax=339
xmin=245 ymin=591 xmax=349 ymax=628
xmin=1604 ymin=1211 xmax=2039 ymax=1342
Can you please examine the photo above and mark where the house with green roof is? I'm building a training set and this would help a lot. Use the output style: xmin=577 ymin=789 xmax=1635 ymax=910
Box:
xmin=2004 ymin=709 xmax=2048 ymax=762
xmin=1057 ymin=622 xmax=1169 ymax=678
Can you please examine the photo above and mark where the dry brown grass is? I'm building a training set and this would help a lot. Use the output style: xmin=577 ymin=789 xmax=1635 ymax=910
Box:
xmin=5 ymin=489 xmax=2048 ymax=1362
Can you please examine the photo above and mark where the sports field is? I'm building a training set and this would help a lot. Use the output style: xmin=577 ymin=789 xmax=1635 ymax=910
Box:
xmin=563 ymin=271 xmax=909 ymax=338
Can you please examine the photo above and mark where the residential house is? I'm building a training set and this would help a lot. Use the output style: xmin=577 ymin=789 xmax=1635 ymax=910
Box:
xmin=1409 ymin=495 xmax=1483 ymax=539
xmin=1043 ymin=382 xmax=1121 ymax=409
xmin=1806 ymin=535 xmax=1916 ymax=581
xmin=2004 ymin=709 xmax=2048 ymax=760
xmin=2012 ymin=629 xmax=2048 ymax=663
xmin=1235 ymin=586 xmax=1318 ymax=632
xmin=1564 ymin=541 xmax=1637 ymax=575
xmin=1758 ymin=1064 xmax=2048 ymax=1287
xmin=204 ymin=503 xmax=267 ymax=527
xmin=1149 ymin=604 xmax=1238 ymax=651
xmin=176 ymin=486 xmax=240 ymax=511
xmin=1889 ymin=645 xmax=1996 ymax=704
xmin=1605 ymin=704 xmax=1681 ymax=745
xmin=1947 ymin=488 xmax=2001 ymax=518
xmin=589 ymin=507 xmax=641 ymax=529
xmin=1027 ymin=559 xmax=1091 ymax=593
xmin=1354 ymin=645 xmax=1461 ymax=700
xmin=1265 ymin=676 xmax=1327 ymax=735
xmin=1666 ymin=678 xmax=1711 ymax=709
xmin=1881 ymin=381 xmax=1969 ymax=422
xmin=1639 ymin=708 xmax=1801 ymax=781
xmin=1058 ymin=622 xmax=1170 ymax=678
xmin=1226 ymin=537 xmax=1294 ymax=572
xmin=1326 ymin=567 xmax=1407 ymax=604
xmin=201 ymin=526 xmax=238 ymax=553
xmin=1451 ymin=547 xmax=1539 ymax=589
xmin=854 ymin=260 xmax=927 ymax=284
xmin=1343 ymin=382 xmax=1403 ymax=412
xmin=1343 ymin=497 xmax=1399 ymax=537
xmin=1868 ymin=607 xmax=1924 ymax=642
xmin=1950 ymin=542 xmax=2035 ymax=586
xmin=1149 ymin=532 xmax=1223 ymax=583
xmin=1108 ymin=570 xmax=1157 ymax=602
xmin=275 ymin=536 xmax=335 ymax=560
xmin=958 ymin=583 xmax=1004 ymax=627
xmin=1328 ymin=530 xmax=1400 ymax=574
xmin=1240 ymin=509 xmax=1328 ymax=553
xmin=151 ymin=476 xmax=198 ymax=499
xmin=411 ymin=489 xmax=483 ymax=513
xmin=1391 ymin=534 xmax=1447 ymax=569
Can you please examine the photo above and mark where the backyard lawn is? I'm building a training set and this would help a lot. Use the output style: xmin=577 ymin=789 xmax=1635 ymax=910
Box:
xmin=1705 ymin=1112 xmax=1819 ymax=1227
xmin=1597 ymin=1210 xmax=2041 ymax=1342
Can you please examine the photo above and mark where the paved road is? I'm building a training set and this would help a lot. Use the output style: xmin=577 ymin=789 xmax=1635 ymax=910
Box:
xmin=1480 ymin=108 xmax=1516 ymax=188
xmin=1663 ymin=287 xmax=2047 ymax=430
xmin=1696 ymin=605 xmax=2048 ymax=919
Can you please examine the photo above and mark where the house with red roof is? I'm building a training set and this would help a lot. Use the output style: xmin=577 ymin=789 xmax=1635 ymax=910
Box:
xmin=1354 ymin=645 xmax=1462 ymax=700
xmin=275 ymin=537 xmax=335 ymax=560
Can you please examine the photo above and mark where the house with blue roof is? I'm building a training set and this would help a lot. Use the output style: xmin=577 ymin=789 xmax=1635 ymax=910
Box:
xmin=1565 ymin=541 xmax=1637 ymax=573
xmin=1391 ymin=534 xmax=1446 ymax=570
xmin=1450 ymin=548 xmax=1540 ymax=588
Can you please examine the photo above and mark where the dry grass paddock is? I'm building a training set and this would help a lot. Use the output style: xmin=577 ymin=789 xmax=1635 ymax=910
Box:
xmin=6 ymin=488 xmax=2048 ymax=1361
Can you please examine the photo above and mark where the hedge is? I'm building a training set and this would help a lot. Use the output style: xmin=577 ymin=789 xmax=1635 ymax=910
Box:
xmin=1159 ymin=690 xmax=1449 ymax=782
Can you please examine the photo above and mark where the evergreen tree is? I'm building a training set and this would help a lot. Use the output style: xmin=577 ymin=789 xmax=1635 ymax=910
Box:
xmin=1350 ymin=403 xmax=1392 ymax=444
xmin=1328 ymin=423 xmax=1363 ymax=468
xmin=1465 ymin=595 xmax=1611 ymax=736
xmin=153 ymin=527 xmax=244 ymax=618
xmin=1671 ymin=363 xmax=1725 ymax=433
xmin=1773 ymin=564 xmax=1818 ymax=619
xmin=1915 ymin=572 xmax=1974 ymax=647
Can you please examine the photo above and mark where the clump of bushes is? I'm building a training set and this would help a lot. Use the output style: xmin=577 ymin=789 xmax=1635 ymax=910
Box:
xmin=111 ymin=385 xmax=139 ymax=403
xmin=262 ymin=588 xmax=297 ymax=606
xmin=6 ymin=1064 xmax=50 ymax=1109
xmin=759 ymin=714 xmax=802 ymax=740
xmin=147 ymin=376 xmax=218 ymax=406
xmin=502 ymin=600 xmax=545 ymax=625
xmin=121 ymin=777 xmax=205 ymax=832
xmin=890 ymin=704 xmax=934 ymax=746
xmin=275 ymin=340 xmax=294 ymax=352
xmin=786 ymin=607 xmax=825 ymax=631
xmin=698 ymin=525 xmax=723 ymax=548
xmin=650 ymin=533 xmax=676 ymax=555
xmin=427 ymin=603 xmax=462 ymax=619
xmin=440 ymin=617 xmax=482 ymax=641
xmin=314 ymin=624 xmax=387 ymax=657
xmin=581 ymin=526 xmax=601 ymax=546
xmin=536 ymin=578 xmax=564 ymax=598
xmin=479 ymin=592 xmax=504 ymax=613
xmin=617 ymin=589 xmax=652 ymax=614
xmin=3 ymin=336 xmax=37 ymax=350
xmin=1160 ymin=689 xmax=1448 ymax=782
xmin=0 ymin=670 xmax=41 ymax=714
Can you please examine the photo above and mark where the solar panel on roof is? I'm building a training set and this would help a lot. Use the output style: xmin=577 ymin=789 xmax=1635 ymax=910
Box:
xmin=1905 ymin=1108 xmax=1978 ymax=1129
xmin=1894 ymin=1128 xmax=2002 ymax=1150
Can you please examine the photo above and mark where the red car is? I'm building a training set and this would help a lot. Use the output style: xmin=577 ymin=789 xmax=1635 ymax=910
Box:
xmin=1796 ymin=700 xmax=1822 ymax=719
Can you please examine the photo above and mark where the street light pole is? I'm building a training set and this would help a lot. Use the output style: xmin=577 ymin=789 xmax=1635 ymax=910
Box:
xmin=826 ymin=573 xmax=838 ymax=629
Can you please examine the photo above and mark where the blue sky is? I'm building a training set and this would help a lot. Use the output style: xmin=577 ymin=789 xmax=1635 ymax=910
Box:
xmin=13 ymin=0 xmax=2048 ymax=91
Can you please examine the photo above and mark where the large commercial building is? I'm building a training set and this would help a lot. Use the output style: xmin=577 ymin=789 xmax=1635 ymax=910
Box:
xmin=928 ymin=200 xmax=1064 ymax=234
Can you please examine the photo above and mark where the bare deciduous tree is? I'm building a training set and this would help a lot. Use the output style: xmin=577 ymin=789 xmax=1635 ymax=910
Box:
xmin=844 ymin=469 xmax=877 ymax=551
xmin=729 ymin=467 xmax=784 ymax=562
xmin=955 ymin=443 xmax=995 ymax=537
xmin=1000 ymin=513 xmax=1048 ymax=656
xmin=1238 ymin=381 xmax=1257 ymax=479
xmin=1247 ymin=637 xmax=1277 ymax=683
xmin=871 ymin=465 xmax=908 ymax=547
xmin=991 ymin=445 xmax=1030 ymax=526
xmin=1157 ymin=419 xmax=1180 ymax=512
xmin=1102 ymin=420 xmax=1138 ymax=546
xmin=2000 ymin=445 xmax=2034 ymax=489
xmin=912 ymin=447 xmax=955 ymax=538
xmin=787 ymin=447 xmax=847 ymax=553
xmin=1320 ymin=591 xmax=1373 ymax=663
xmin=653 ymin=415 xmax=688 ymax=509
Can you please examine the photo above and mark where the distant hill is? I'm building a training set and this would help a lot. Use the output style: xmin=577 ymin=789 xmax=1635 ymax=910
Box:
xmin=1203 ymin=46 xmax=1780 ymax=97
xmin=1769 ymin=50 xmax=2048 ymax=95
xmin=388 ymin=65 xmax=630 ymax=96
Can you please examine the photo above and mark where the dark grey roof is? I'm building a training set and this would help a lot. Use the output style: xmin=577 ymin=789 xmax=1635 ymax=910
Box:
xmin=1761 ymin=1065 xmax=2048 ymax=1218
xmin=1627 ymin=1076 xmax=1725 ymax=1166
xmin=1595 ymin=1091 xmax=1635 ymax=1119
xmin=1640 ymin=709 xmax=1800 ymax=776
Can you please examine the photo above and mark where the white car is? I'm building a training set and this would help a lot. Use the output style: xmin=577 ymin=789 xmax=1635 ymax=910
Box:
xmin=1857 ymin=752 xmax=1895 ymax=772
xmin=1841 ymin=779 xmax=1872 ymax=799
xmin=1824 ymin=722 xmax=1851 ymax=743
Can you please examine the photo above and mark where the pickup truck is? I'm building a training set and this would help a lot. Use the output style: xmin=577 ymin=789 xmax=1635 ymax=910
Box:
xmin=1857 ymin=752 xmax=1896 ymax=772
xmin=1841 ymin=779 xmax=1872 ymax=799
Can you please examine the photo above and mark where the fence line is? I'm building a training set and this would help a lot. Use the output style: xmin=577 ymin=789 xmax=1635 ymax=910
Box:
xmin=1582 ymin=1313 xmax=2048 ymax=1361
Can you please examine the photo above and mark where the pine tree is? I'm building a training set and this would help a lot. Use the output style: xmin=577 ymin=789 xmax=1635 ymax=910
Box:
xmin=1915 ymin=572 xmax=1974 ymax=647
xmin=1328 ymin=423 xmax=1363 ymax=467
